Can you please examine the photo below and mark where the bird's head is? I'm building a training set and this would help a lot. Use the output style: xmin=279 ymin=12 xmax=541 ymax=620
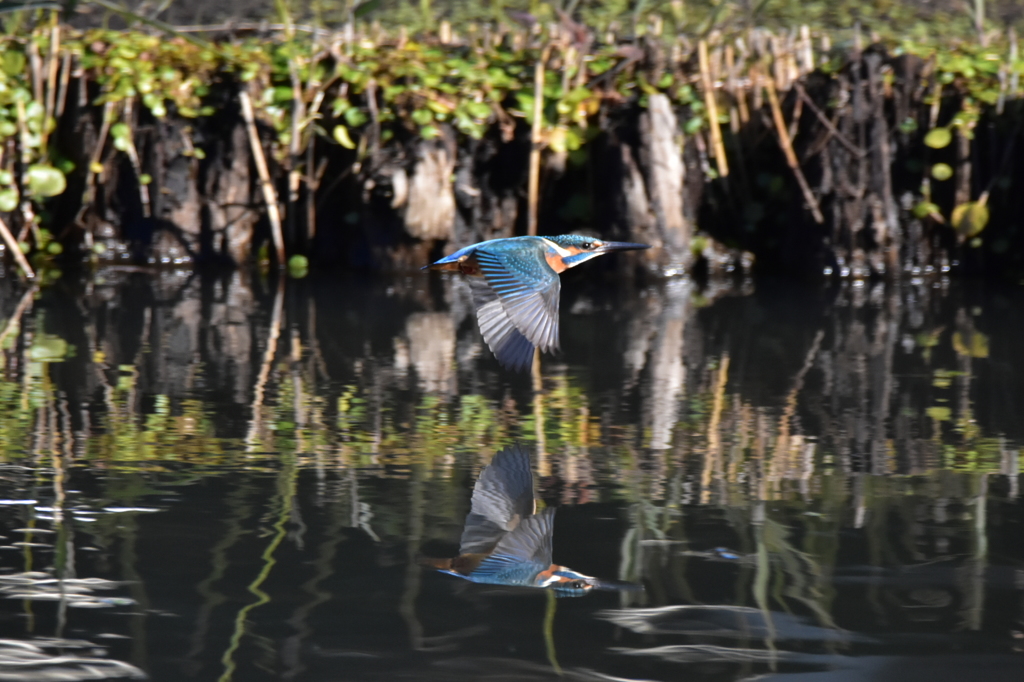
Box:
xmin=537 ymin=564 xmax=645 ymax=597
xmin=536 ymin=565 xmax=599 ymax=597
xmin=543 ymin=235 xmax=651 ymax=270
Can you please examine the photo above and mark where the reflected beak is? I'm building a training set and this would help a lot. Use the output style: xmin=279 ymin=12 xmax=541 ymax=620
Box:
xmin=590 ymin=578 xmax=645 ymax=593
xmin=595 ymin=241 xmax=652 ymax=254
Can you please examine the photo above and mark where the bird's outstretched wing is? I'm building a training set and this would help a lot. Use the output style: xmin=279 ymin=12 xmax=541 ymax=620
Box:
xmin=460 ymin=444 xmax=535 ymax=555
xmin=471 ymin=242 xmax=561 ymax=371
xmin=468 ymin=508 xmax=556 ymax=580
xmin=468 ymin=278 xmax=537 ymax=372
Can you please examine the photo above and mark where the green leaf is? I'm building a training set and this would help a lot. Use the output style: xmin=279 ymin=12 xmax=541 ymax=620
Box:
xmin=411 ymin=108 xmax=433 ymax=126
xmin=924 ymin=127 xmax=952 ymax=149
xmin=1 ymin=51 xmax=25 ymax=77
xmin=139 ymin=173 xmax=152 ymax=185
xmin=25 ymin=165 xmax=66 ymax=198
xmin=28 ymin=333 xmax=69 ymax=362
xmin=913 ymin=200 xmax=940 ymax=218
xmin=684 ymin=116 xmax=704 ymax=134
xmin=332 ymin=124 xmax=356 ymax=149
xmin=931 ymin=163 xmax=953 ymax=181
xmin=465 ymin=101 xmax=492 ymax=120
xmin=288 ymin=254 xmax=309 ymax=278
xmin=344 ymin=107 xmax=368 ymax=127
xmin=420 ymin=125 xmax=439 ymax=139
xmin=952 ymin=201 xmax=989 ymax=239
xmin=353 ymin=0 xmax=380 ymax=19
xmin=0 ymin=187 xmax=18 ymax=212
xmin=272 ymin=86 xmax=294 ymax=104
xmin=953 ymin=330 xmax=989 ymax=358
xmin=898 ymin=117 xmax=919 ymax=134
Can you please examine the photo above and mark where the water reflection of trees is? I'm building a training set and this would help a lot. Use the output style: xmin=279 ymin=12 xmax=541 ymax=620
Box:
xmin=0 ymin=271 xmax=1020 ymax=678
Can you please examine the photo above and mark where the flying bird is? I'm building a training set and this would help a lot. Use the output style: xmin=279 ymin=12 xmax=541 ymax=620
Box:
xmin=424 ymin=235 xmax=650 ymax=371
xmin=422 ymin=443 xmax=637 ymax=597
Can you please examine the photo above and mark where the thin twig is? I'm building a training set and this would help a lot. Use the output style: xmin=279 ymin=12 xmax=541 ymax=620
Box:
xmin=239 ymin=88 xmax=286 ymax=266
xmin=763 ymin=72 xmax=824 ymax=224
xmin=77 ymin=100 xmax=116 ymax=227
xmin=0 ymin=216 xmax=36 ymax=279
xmin=699 ymin=39 xmax=730 ymax=178
xmin=527 ymin=45 xmax=550 ymax=237
xmin=122 ymin=98 xmax=151 ymax=218
xmin=246 ymin=277 xmax=285 ymax=450
xmin=793 ymin=81 xmax=865 ymax=157
xmin=41 ymin=16 xmax=60 ymax=155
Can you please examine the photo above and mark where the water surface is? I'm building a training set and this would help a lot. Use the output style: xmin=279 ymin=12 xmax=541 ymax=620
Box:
xmin=0 ymin=271 xmax=1021 ymax=681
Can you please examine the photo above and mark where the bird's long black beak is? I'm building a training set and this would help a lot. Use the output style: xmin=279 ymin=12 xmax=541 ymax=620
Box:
xmin=594 ymin=241 xmax=652 ymax=254
xmin=589 ymin=578 xmax=645 ymax=593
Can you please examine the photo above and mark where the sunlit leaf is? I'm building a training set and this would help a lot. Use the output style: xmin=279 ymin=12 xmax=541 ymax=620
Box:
xmin=912 ymin=200 xmax=941 ymax=219
xmin=924 ymin=127 xmax=952 ymax=149
xmin=951 ymin=201 xmax=989 ymax=239
xmin=0 ymin=187 xmax=17 ymax=212
xmin=25 ymin=165 xmax=66 ymax=198
xmin=930 ymin=163 xmax=952 ymax=181
xmin=953 ymin=330 xmax=989 ymax=358
xmin=28 ymin=333 xmax=69 ymax=362
xmin=332 ymin=124 xmax=356 ymax=149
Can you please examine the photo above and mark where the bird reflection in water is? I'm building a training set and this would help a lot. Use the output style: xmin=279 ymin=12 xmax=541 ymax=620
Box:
xmin=423 ymin=443 xmax=638 ymax=597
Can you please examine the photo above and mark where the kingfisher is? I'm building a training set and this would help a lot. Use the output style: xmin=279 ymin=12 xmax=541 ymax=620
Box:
xmin=422 ymin=443 xmax=636 ymax=597
xmin=424 ymin=235 xmax=650 ymax=371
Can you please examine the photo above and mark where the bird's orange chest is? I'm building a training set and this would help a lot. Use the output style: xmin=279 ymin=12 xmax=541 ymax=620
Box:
xmin=545 ymin=252 xmax=568 ymax=273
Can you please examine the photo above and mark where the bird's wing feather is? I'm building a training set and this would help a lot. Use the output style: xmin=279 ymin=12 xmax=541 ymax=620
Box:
xmin=469 ymin=278 xmax=537 ymax=372
xmin=491 ymin=508 xmax=555 ymax=565
xmin=473 ymin=243 xmax=560 ymax=366
xmin=468 ymin=508 xmax=556 ymax=580
xmin=459 ymin=444 xmax=535 ymax=554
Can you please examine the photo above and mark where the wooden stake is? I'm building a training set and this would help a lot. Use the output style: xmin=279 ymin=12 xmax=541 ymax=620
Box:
xmin=1010 ymin=28 xmax=1020 ymax=95
xmin=54 ymin=51 xmax=71 ymax=120
xmin=799 ymin=25 xmax=813 ymax=75
xmin=764 ymin=73 xmax=823 ymax=224
xmin=41 ymin=17 xmax=60 ymax=155
xmin=699 ymin=40 xmax=729 ymax=178
xmin=527 ymin=46 xmax=550 ymax=236
xmin=240 ymin=89 xmax=287 ymax=266
xmin=701 ymin=354 xmax=729 ymax=505
xmin=532 ymin=349 xmax=549 ymax=477
xmin=725 ymin=44 xmax=748 ymax=128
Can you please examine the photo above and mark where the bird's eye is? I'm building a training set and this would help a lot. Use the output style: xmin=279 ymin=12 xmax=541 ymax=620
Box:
xmin=572 ymin=580 xmax=588 ymax=589
xmin=582 ymin=242 xmax=594 ymax=250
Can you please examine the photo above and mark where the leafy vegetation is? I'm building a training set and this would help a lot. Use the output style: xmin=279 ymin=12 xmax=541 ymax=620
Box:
xmin=0 ymin=1 xmax=1021 ymax=271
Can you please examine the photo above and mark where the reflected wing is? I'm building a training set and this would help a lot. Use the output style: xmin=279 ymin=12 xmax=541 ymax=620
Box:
xmin=470 ymin=508 xmax=556 ymax=580
xmin=470 ymin=242 xmax=560 ymax=371
xmin=460 ymin=444 xmax=536 ymax=555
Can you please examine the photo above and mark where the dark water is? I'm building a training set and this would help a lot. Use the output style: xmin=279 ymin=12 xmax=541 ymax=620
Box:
xmin=0 ymin=269 xmax=1022 ymax=681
